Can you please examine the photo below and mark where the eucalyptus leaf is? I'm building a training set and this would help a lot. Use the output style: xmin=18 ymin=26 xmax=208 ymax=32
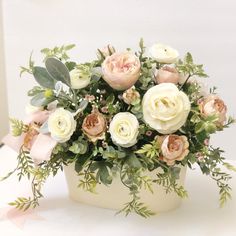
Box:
xmin=33 ymin=67 xmax=55 ymax=89
xmin=45 ymin=57 xmax=71 ymax=86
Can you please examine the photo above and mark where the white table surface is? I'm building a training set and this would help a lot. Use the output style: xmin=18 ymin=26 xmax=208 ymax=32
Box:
xmin=0 ymin=145 xmax=236 ymax=236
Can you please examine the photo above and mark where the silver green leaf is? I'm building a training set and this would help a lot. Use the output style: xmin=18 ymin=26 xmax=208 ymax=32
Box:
xmin=33 ymin=67 xmax=55 ymax=89
xmin=45 ymin=57 xmax=71 ymax=86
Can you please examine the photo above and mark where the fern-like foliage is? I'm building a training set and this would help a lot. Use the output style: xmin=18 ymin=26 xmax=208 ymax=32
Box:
xmin=10 ymin=118 xmax=29 ymax=136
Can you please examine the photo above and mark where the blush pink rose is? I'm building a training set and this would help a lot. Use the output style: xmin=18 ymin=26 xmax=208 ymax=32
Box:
xmin=198 ymin=95 xmax=227 ymax=126
xmin=156 ymin=66 xmax=180 ymax=84
xmin=102 ymin=52 xmax=141 ymax=90
xmin=157 ymin=135 xmax=189 ymax=166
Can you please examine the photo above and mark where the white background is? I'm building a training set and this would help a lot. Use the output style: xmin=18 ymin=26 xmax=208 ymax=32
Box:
xmin=2 ymin=0 xmax=236 ymax=159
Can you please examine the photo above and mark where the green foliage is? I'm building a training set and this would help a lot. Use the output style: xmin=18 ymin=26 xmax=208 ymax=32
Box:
xmin=90 ymin=161 xmax=113 ymax=185
xmin=10 ymin=119 xmax=28 ymax=136
xmin=17 ymin=147 xmax=34 ymax=180
xmin=8 ymin=153 xmax=65 ymax=211
xmin=117 ymin=194 xmax=155 ymax=218
xmin=33 ymin=66 xmax=56 ymax=89
xmin=27 ymin=86 xmax=45 ymax=97
xmin=177 ymin=52 xmax=208 ymax=78
xmin=136 ymin=141 xmax=159 ymax=159
xmin=41 ymin=44 xmax=75 ymax=62
xmin=223 ymin=116 xmax=236 ymax=128
xmin=78 ymin=161 xmax=98 ymax=193
xmin=154 ymin=168 xmax=188 ymax=198
xmin=45 ymin=57 xmax=71 ymax=86
xmin=20 ymin=51 xmax=35 ymax=77
xmin=69 ymin=139 xmax=88 ymax=154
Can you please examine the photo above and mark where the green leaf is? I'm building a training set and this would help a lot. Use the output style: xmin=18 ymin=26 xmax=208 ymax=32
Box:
xmin=170 ymin=166 xmax=181 ymax=179
xmin=64 ymin=44 xmax=76 ymax=50
xmin=185 ymin=52 xmax=193 ymax=64
xmin=30 ymin=92 xmax=54 ymax=107
xmin=33 ymin=67 xmax=55 ymax=89
xmin=195 ymin=121 xmax=206 ymax=133
xmin=126 ymin=154 xmax=142 ymax=169
xmin=74 ymin=154 xmax=91 ymax=173
xmin=69 ymin=142 xmax=87 ymax=154
xmin=65 ymin=61 xmax=77 ymax=71
xmin=45 ymin=58 xmax=71 ymax=86
xmin=90 ymin=161 xmax=112 ymax=185
xmin=106 ymin=94 xmax=115 ymax=104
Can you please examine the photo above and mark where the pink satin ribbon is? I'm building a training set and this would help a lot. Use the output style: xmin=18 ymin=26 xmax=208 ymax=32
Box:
xmin=2 ymin=110 xmax=57 ymax=163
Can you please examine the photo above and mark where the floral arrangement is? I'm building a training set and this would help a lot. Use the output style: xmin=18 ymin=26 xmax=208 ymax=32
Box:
xmin=1 ymin=39 xmax=235 ymax=217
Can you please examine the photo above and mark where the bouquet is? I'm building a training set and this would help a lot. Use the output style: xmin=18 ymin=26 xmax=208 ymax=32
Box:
xmin=1 ymin=39 xmax=235 ymax=217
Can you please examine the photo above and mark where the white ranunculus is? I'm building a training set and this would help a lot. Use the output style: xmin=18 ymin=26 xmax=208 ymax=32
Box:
xmin=142 ymin=83 xmax=190 ymax=134
xmin=109 ymin=112 xmax=139 ymax=148
xmin=48 ymin=108 xmax=77 ymax=143
xmin=149 ymin=43 xmax=179 ymax=63
xmin=70 ymin=66 xmax=91 ymax=89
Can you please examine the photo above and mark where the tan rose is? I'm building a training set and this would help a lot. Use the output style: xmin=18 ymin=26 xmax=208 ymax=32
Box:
xmin=122 ymin=86 xmax=140 ymax=105
xmin=82 ymin=110 xmax=107 ymax=142
xmin=102 ymin=52 xmax=141 ymax=90
xmin=156 ymin=66 xmax=180 ymax=84
xmin=198 ymin=95 xmax=227 ymax=126
xmin=157 ymin=135 xmax=189 ymax=166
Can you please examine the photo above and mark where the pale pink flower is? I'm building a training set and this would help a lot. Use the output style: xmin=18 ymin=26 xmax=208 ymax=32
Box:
xmin=102 ymin=52 xmax=141 ymax=90
xmin=156 ymin=66 xmax=180 ymax=84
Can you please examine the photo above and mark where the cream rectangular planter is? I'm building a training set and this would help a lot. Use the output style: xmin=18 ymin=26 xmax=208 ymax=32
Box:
xmin=64 ymin=163 xmax=187 ymax=213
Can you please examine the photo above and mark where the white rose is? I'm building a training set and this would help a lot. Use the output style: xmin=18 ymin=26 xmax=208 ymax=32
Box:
xmin=149 ymin=43 xmax=179 ymax=63
xmin=109 ymin=112 xmax=139 ymax=148
xmin=142 ymin=83 xmax=190 ymax=134
xmin=70 ymin=66 xmax=91 ymax=89
xmin=48 ymin=108 xmax=77 ymax=143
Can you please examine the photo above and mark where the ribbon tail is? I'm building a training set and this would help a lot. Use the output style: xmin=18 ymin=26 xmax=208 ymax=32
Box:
xmin=30 ymin=134 xmax=57 ymax=163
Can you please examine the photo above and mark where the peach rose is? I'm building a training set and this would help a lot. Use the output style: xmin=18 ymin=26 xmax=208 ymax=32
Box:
xmin=102 ymin=52 xmax=141 ymax=90
xmin=82 ymin=109 xmax=107 ymax=142
xmin=198 ymin=95 xmax=227 ymax=126
xmin=157 ymin=135 xmax=189 ymax=166
xmin=122 ymin=86 xmax=140 ymax=105
xmin=156 ymin=66 xmax=180 ymax=84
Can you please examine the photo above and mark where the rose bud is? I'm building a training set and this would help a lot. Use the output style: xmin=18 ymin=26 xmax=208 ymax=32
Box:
xmin=122 ymin=86 xmax=140 ymax=105
xmin=82 ymin=110 xmax=107 ymax=142
xmin=156 ymin=66 xmax=180 ymax=84
xmin=198 ymin=95 xmax=227 ymax=126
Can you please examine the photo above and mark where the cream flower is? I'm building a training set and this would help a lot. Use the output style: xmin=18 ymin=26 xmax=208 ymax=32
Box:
xmin=149 ymin=43 xmax=179 ymax=63
xmin=48 ymin=108 xmax=76 ymax=143
xmin=142 ymin=83 xmax=190 ymax=134
xmin=70 ymin=65 xmax=91 ymax=89
xmin=109 ymin=112 xmax=139 ymax=148
xmin=102 ymin=52 xmax=141 ymax=90
xmin=157 ymin=135 xmax=189 ymax=166
xmin=198 ymin=95 xmax=227 ymax=126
